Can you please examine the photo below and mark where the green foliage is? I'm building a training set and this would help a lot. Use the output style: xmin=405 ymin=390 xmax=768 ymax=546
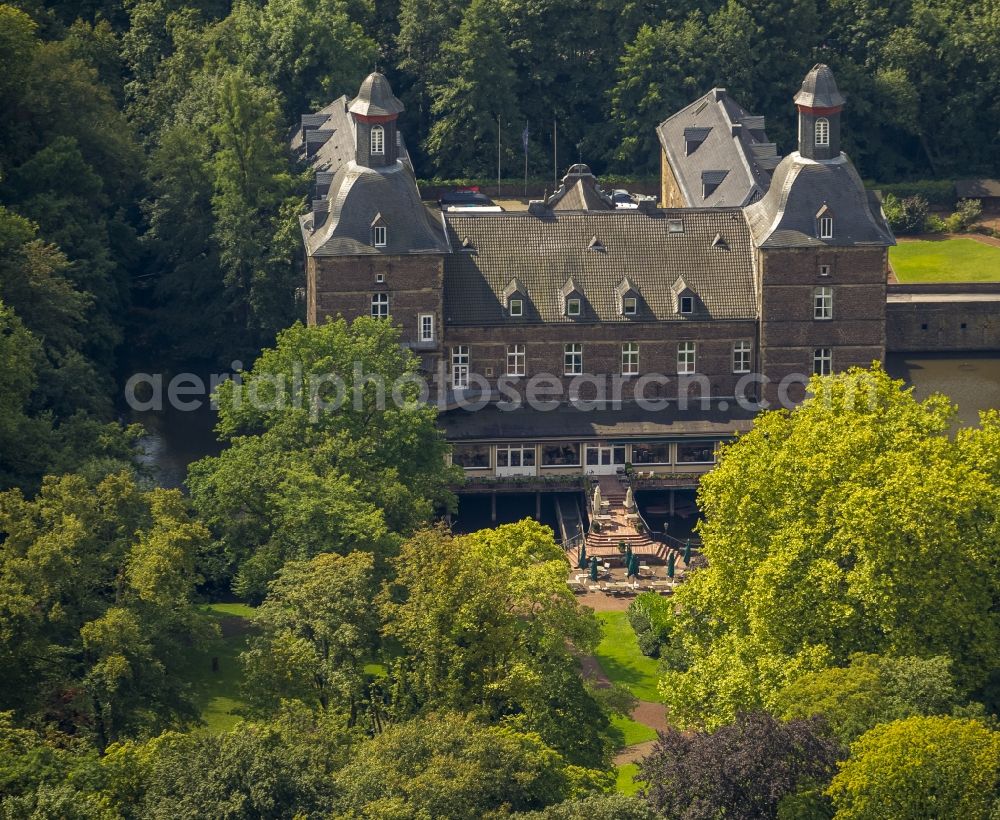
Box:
xmin=381 ymin=521 xmax=615 ymax=767
xmin=627 ymin=591 xmax=673 ymax=659
xmin=242 ymin=551 xmax=378 ymax=720
xmin=330 ymin=712 xmax=607 ymax=819
xmin=594 ymin=612 xmax=662 ymax=703
xmin=876 ymin=180 xmax=957 ymax=208
xmin=882 ymin=193 xmax=929 ymax=234
xmin=660 ymin=366 xmax=1000 ymax=729
xmin=517 ymin=792 xmax=655 ymax=819
xmin=188 ymin=318 xmax=458 ymax=597
xmin=0 ymin=472 xmax=213 ymax=749
xmin=775 ymin=653 xmax=964 ymax=744
xmin=827 ymin=716 xmax=1000 ymax=819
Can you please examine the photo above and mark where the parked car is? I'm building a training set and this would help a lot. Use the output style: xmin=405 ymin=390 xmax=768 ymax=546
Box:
xmin=612 ymin=189 xmax=638 ymax=209
xmin=438 ymin=189 xmax=496 ymax=209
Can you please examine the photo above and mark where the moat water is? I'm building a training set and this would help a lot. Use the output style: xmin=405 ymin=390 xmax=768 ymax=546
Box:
xmin=128 ymin=353 xmax=1000 ymax=490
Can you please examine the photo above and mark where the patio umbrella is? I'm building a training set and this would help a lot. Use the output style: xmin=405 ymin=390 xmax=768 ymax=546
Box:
xmin=625 ymin=487 xmax=634 ymax=510
xmin=589 ymin=556 xmax=598 ymax=582
xmin=667 ymin=552 xmax=676 ymax=579
xmin=578 ymin=542 xmax=588 ymax=569
xmin=630 ymin=553 xmax=640 ymax=578
xmin=624 ymin=543 xmax=632 ymax=566
xmin=683 ymin=539 xmax=692 ymax=565
xmin=593 ymin=484 xmax=602 ymax=514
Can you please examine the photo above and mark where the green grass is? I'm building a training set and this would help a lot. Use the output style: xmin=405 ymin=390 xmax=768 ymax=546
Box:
xmin=615 ymin=763 xmax=643 ymax=795
xmin=184 ymin=603 xmax=256 ymax=733
xmin=594 ymin=612 xmax=662 ymax=702
xmin=611 ymin=713 xmax=658 ymax=747
xmin=890 ymin=238 xmax=1000 ymax=282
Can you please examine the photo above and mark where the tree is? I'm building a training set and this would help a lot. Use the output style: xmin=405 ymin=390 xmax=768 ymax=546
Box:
xmin=639 ymin=711 xmax=843 ymax=820
xmin=517 ymin=793 xmax=656 ymax=820
xmin=423 ymin=0 xmax=519 ymax=177
xmin=187 ymin=317 xmax=459 ymax=598
xmin=100 ymin=704 xmax=358 ymax=819
xmin=380 ymin=521 xmax=615 ymax=767
xmin=0 ymin=472 xmax=212 ymax=749
xmin=331 ymin=712 xmax=607 ymax=819
xmin=242 ymin=551 xmax=378 ymax=722
xmin=827 ymin=716 xmax=1000 ymax=819
xmin=775 ymin=653 xmax=965 ymax=744
xmin=659 ymin=366 xmax=1000 ymax=728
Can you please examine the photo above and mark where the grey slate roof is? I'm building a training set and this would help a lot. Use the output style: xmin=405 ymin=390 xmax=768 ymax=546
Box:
xmin=545 ymin=165 xmax=613 ymax=210
xmin=744 ymin=152 xmax=895 ymax=248
xmin=439 ymin=401 xmax=757 ymax=442
xmin=657 ymin=89 xmax=780 ymax=207
xmin=348 ymin=72 xmax=405 ymax=117
xmin=794 ymin=64 xmax=846 ymax=109
xmin=301 ymin=161 xmax=449 ymax=256
xmin=442 ymin=209 xmax=756 ymax=325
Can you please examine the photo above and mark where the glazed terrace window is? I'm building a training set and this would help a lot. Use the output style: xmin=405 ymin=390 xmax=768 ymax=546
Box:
xmin=496 ymin=445 xmax=535 ymax=468
xmin=452 ymin=444 xmax=490 ymax=469
xmin=631 ymin=442 xmax=670 ymax=465
xmin=541 ymin=443 xmax=580 ymax=467
xmin=676 ymin=441 xmax=716 ymax=464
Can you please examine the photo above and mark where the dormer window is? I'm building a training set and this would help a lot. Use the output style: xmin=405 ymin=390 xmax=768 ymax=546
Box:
xmin=819 ymin=216 xmax=833 ymax=239
xmin=567 ymin=298 xmax=581 ymax=317
xmin=371 ymin=125 xmax=385 ymax=155
xmin=373 ymin=225 xmax=387 ymax=247
xmin=815 ymin=118 xmax=830 ymax=147
xmin=616 ymin=276 xmax=640 ymax=317
xmin=509 ymin=298 xmax=523 ymax=317
xmin=560 ymin=278 xmax=584 ymax=318
xmin=623 ymin=297 xmax=637 ymax=315
xmin=503 ymin=277 xmax=527 ymax=317
xmin=680 ymin=296 xmax=694 ymax=314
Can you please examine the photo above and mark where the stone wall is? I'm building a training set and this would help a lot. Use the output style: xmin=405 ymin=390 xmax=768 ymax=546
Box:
xmin=886 ymin=283 xmax=1000 ymax=352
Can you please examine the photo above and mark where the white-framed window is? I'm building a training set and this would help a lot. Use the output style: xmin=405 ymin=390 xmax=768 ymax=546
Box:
xmin=509 ymin=298 xmax=523 ymax=317
xmin=371 ymin=292 xmax=388 ymax=319
xmin=814 ymin=286 xmax=833 ymax=320
xmin=419 ymin=313 xmax=434 ymax=342
xmin=818 ymin=264 xmax=831 ymax=277
xmin=819 ymin=216 xmax=833 ymax=239
xmin=506 ymin=344 xmax=525 ymax=377
xmin=564 ymin=343 xmax=583 ymax=375
xmin=623 ymin=296 xmax=637 ymax=316
xmin=813 ymin=347 xmax=832 ymax=376
xmin=373 ymin=225 xmax=387 ymax=247
xmin=733 ymin=341 xmax=752 ymax=374
xmin=680 ymin=295 xmax=695 ymax=314
xmin=566 ymin=298 xmax=581 ymax=317
xmin=371 ymin=125 xmax=385 ymax=155
xmin=622 ymin=343 xmax=639 ymax=376
xmin=678 ymin=341 xmax=696 ymax=374
xmin=496 ymin=444 xmax=535 ymax=468
xmin=815 ymin=118 xmax=830 ymax=147
xmin=375 ymin=272 xmax=385 ymax=283
xmin=451 ymin=345 xmax=469 ymax=389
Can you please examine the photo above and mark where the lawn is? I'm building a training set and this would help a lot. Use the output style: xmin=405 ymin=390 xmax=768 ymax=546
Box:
xmin=611 ymin=713 xmax=657 ymax=747
xmin=890 ymin=238 xmax=1000 ymax=283
xmin=615 ymin=763 xmax=643 ymax=796
xmin=594 ymin=612 xmax=662 ymax=703
xmin=184 ymin=603 xmax=255 ymax=733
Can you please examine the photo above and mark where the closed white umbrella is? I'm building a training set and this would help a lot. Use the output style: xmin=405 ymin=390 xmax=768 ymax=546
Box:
xmin=625 ymin=487 xmax=634 ymax=510
xmin=593 ymin=484 xmax=602 ymax=514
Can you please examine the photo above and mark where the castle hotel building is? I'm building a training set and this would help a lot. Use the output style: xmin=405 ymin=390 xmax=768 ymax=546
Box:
xmin=295 ymin=66 xmax=894 ymax=483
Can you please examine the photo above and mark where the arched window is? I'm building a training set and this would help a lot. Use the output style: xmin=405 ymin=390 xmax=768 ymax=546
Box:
xmin=815 ymin=118 xmax=830 ymax=147
xmin=370 ymin=125 xmax=385 ymax=155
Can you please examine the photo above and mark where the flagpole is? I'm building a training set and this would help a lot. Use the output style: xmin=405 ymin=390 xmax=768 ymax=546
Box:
xmin=497 ymin=115 xmax=501 ymax=200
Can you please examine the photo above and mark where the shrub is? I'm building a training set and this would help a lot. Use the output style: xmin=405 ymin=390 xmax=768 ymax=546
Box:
xmin=628 ymin=591 xmax=673 ymax=658
xmin=876 ymin=179 xmax=956 ymax=208
xmin=956 ymin=198 xmax=983 ymax=229
xmin=925 ymin=214 xmax=947 ymax=233
xmin=883 ymin=193 xmax=930 ymax=235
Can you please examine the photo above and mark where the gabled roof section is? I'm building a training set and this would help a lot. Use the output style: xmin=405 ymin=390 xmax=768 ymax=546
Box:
xmin=560 ymin=277 xmax=582 ymax=298
xmin=657 ymin=89 xmax=780 ymax=207
xmin=502 ymin=277 xmax=526 ymax=303
xmin=441 ymin=209 xmax=756 ymax=325
xmin=545 ymin=165 xmax=614 ymax=211
xmin=615 ymin=276 xmax=638 ymax=297
xmin=744 ymin=153 xmax=895 ymax=249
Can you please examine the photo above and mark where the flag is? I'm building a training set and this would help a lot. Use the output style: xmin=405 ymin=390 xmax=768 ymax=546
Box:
xmin=522 ymin=123 xmax=529 ymax=155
